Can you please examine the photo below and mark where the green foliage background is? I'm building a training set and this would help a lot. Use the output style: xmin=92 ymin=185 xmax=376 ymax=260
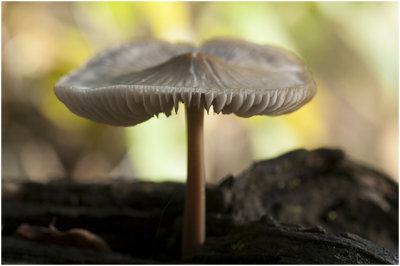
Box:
xmin=2 ymin=2 xmax=398 ymax=182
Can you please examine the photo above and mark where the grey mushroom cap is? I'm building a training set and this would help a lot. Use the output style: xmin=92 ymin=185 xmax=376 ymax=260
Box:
xmin=54 ymin=37 xmax=316 ymax=126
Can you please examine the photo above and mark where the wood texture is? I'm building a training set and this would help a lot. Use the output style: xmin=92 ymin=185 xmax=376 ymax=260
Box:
xmin=2 ymin=148 xmax=398 ymax=264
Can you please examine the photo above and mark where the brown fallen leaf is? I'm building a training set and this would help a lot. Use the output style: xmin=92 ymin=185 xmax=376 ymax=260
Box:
xmin=13 ymin=220 xmax=111 ymax=252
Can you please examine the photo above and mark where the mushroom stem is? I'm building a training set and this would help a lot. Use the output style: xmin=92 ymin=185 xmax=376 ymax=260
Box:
xmin=182 ymin=103 xmax=205 ymax=259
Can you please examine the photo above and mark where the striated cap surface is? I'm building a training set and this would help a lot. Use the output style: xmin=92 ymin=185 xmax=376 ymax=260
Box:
xmin=54 ymin=37 xmax=316 ymax=126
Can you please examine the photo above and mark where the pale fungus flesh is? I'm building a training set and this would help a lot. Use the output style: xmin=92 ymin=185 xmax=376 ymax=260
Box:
xmin=54 ymin=37 xmax=316 ymax=259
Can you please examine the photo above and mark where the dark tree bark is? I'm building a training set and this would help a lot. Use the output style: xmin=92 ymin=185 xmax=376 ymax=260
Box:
xmin=2 ymin=237 xmax=150 ymax=264
xmin=215 ymin=148 xmax=398 ymax=251
xmin=2 ymin=148 xmax=398 ymax=264
xmin=186 ymin=218 xmax=398 ymax=264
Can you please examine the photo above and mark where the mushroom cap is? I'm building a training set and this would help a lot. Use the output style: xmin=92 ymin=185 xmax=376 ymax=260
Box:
xmin=54 ymin=37 xmax=316 ymax=126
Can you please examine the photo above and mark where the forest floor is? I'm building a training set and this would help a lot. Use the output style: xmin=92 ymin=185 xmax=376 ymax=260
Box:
xmin=2 ymin=148 xmax=398 ymax=264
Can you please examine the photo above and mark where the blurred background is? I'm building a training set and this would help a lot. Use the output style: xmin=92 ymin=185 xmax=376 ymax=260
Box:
xmin=2 ymin=2 xmax=398 ymax=183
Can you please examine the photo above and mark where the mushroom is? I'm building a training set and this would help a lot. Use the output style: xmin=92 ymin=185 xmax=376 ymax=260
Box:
xmin=54 ymin=37 xmax=316 ymax=259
